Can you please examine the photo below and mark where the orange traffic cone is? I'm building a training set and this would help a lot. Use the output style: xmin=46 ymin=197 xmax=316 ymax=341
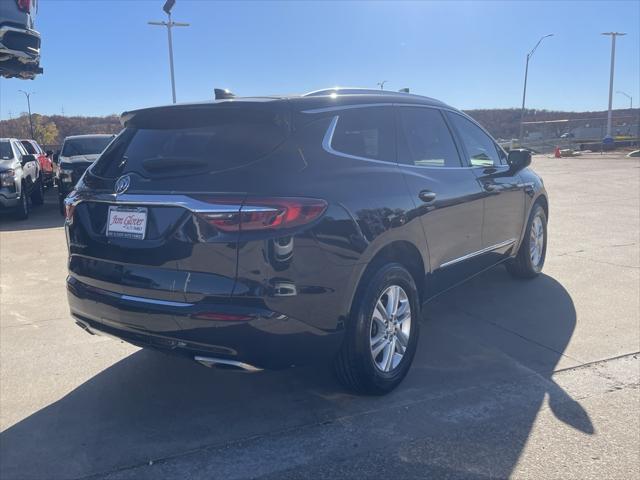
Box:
xmin=554 ymin=146 xmax=561 ymax=158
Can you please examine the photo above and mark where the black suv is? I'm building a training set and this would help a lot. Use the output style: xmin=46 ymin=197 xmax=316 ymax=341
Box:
xmin=65 ymin=88 xmax=548 ymax=394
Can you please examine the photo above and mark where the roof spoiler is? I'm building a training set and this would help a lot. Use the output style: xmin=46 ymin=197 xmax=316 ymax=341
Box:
xmin=214 ymin=88 xmax=235 ymax=100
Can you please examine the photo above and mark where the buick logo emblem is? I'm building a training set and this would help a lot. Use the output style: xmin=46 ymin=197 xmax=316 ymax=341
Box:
xmin=114 ymin=175 xmax=131 ymax=195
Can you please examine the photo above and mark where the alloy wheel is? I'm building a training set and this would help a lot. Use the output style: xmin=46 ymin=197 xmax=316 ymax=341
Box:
xmin=529 ymin=214 xmax=545 ymax=266
xmin=370 ymin=285 xmax=412 ymax=372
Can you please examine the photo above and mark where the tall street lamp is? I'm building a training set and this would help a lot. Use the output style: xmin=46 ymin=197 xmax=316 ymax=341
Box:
xmin=616 ymin=90 xmax=632 ymax=109
xmin=519 ymin=34 xmax=554 ymax=143
xmin=148 ymin=0 xmax=189 ymax=104
xmin=18 ymin=90 xmax=35 ymax=139
xmin=602 ymin=32 xmax=626 ymax=139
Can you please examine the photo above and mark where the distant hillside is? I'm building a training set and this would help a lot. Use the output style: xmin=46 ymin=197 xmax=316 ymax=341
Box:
xmin=0 ymin=114 xmax=121 ymax=146
xmin=1 ymin=107 xmax=637 ymax=146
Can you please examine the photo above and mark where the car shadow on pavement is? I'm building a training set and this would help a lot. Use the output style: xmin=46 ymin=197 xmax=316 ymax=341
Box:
xmin=0 ymin=268 xmax=591 ymax=479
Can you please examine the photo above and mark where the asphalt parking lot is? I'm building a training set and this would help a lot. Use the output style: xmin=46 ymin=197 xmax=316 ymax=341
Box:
xmin=1 ymin=152 xmax=638 ymax=480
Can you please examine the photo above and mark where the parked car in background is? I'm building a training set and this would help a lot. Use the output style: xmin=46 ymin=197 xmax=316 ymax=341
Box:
xmin=54 ymin=134 xmax=115 ymax=215
xmin=0 ymin=0 xmax=42 ymax=79
xmin=1 ymin=137 xmax=43 ymax=219
xmin=64 ymin=88 xmax=549 ymax=394
xmin=20 ymin=139 xmax=53 ymax=187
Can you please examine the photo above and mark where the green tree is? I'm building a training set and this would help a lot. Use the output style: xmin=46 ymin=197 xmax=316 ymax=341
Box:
xmin=33 ymin=116 xmax=60 ymax=145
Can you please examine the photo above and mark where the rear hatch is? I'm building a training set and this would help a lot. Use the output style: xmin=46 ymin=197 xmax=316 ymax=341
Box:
xmin=67 ymin=101 xmax=292 ymax=309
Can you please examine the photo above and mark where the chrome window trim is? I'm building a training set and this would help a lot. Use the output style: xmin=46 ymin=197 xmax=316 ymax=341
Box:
xmin=309 ymin=103 xmax=506 ymax=171
xmin=316 ymin=104 xmax=489 ymax=170
xmin=439 ymin=238 xmax=517 ymax=269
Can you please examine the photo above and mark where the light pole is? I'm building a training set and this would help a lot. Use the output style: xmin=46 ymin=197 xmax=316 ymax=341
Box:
xmin=602 ymin=32 xmax=626 ymax=139
xmin=148 ymin=0 xmax=189 ymax=103
xmin=18 ymin=90 xmax=35 ymax=139
xmin=616 ymin=90 xmax=632 ymax=109
xmin=519 ymin=34 xmax=554 ymax=143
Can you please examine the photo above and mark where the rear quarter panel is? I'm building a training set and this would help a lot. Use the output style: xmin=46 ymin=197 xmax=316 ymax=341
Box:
xmin=232 ymin=115 xmax=428 ymax=333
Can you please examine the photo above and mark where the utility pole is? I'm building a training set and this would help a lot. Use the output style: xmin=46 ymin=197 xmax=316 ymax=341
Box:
xmin=148 ymin=0 xmax=189 ymax=103
xmin=18 ymin=90 xmax=35 ymax=139
xmin=519 ymin=34 xmax=554 ymax=143
xmin=602 ymin=32 xmax=626 ymax=139
xmin=616 ymin=90 xmax=632 ymax=109
xmin=377 ymin=80 xmax=387 ymax=90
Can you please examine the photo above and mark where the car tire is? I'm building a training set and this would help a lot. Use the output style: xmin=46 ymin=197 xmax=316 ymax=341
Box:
xmin=14 ymin=184 xmax=29 ymax=220
xmin=507 ymin=203 xmax=547 ymax=279
xmin=31 ymin=176 xmax=45 ymax=206
xmin=333 ymin=263 xmax=420 ymax=395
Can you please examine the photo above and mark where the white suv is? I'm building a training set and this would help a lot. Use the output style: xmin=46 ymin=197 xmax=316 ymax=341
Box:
xmin=0 ymin=138 xmax=43 ymax=219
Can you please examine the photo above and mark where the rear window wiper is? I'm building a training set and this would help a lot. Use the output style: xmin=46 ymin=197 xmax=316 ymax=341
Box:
xmin=141 ymin=157 xmax=208 ymax=172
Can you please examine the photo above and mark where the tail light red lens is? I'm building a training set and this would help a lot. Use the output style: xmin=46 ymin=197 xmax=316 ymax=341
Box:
xmin=64 ymin=194 xmax=76 ymax=223
xmin=196 ymin=197 xmax=327 ymax=232
xmin=17 ymin=0 xmax=31 ymax=13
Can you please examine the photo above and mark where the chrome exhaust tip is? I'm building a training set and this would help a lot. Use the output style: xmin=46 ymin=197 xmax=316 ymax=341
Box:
xmin=194 ymin=355 xmax=262 ymax=373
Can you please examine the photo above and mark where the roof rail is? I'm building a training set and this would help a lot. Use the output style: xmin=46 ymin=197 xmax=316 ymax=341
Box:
xmin=303 ymin=87 xmax=412 ymax=97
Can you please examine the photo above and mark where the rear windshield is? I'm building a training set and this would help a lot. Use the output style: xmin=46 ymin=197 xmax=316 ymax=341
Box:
xmin=0 ymin=142 xmax=13 ymax=160
xmin=91 ymin=105 xmax=290 ymax=179
xmin=20 ymin=141 xmax=36 ymax=154
xmin=62 ymin=137 xmax=112 ymax=157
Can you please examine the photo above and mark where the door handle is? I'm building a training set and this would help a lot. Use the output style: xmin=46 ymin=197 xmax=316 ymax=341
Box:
xmin=418 ymin=190 xmax=437 ymax=203
xmin=484 ymin=184 xmax=497 ymax=192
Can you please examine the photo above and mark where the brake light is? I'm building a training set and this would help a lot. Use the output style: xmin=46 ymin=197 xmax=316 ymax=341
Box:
xmin=197 ymin=197 xmax=327 ymax=232
xmin=64 ymin=194 xmax=76 ymax=223
xmin=65 ymin=203 xmax=75 ymax=223
xmin=17 ymin=0 xmax=31 ymax=13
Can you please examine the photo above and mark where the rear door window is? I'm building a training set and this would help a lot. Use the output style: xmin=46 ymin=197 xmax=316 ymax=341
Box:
xmin=330 ymin=107 xmax=395 ymax=162
xmin=398 ymin=107 xmax=462 ymax=167
xmin=14 ymin=142 xmax=27 ymax=157
xmin=20 ymin=141 xmax=36 ymax=154
xmin=92 ymin=105 xmax=291 ymax=179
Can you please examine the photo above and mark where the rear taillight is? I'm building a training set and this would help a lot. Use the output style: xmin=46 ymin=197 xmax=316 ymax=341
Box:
xmin=17 ymin=0 xmax=31 ymax=13
xmin=64 ymin=195 xmax=76 ymax=223
xmin=197 ymin=197 xmax=327 ymax=232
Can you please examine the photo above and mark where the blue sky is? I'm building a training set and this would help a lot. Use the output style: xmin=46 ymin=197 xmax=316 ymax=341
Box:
xmin=0 ymin=0 xmax=638 ymax=119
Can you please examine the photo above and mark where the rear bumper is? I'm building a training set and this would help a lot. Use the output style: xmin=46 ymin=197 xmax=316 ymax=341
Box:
xmin=0 ymin=25 xmax=40 ymax=62
xmin=67 ymin=276 xmax=343 ymax=369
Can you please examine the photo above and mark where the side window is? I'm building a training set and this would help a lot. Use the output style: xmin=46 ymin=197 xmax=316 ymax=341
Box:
xmin=330 ymin=107 xmax=395 ymax=162
xmin=398 ymin=107 xmax=462 ymax=167
xmin=13 ymin=142 xmax=26 ymax=158
xmin=21 ymin=141 xmax=37 ymax=154
xmin=446 ymin=112 xmax=501 ymax=167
